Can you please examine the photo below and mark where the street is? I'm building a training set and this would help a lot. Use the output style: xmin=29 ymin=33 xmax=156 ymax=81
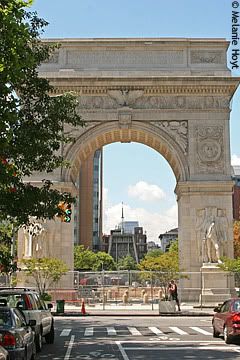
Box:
xmin=37 ymin=316 xmax=240 ymax=359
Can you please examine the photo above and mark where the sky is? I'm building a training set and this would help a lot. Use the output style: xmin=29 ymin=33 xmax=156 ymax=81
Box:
xmin=31 ymin=0 xmax=240 ymax=243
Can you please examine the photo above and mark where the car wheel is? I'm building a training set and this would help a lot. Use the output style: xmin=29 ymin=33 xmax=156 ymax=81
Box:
xmin=45 ymin=323 xmax=55 ymax=344
xmin=35 ymin=331 xmax=43 ymax=352
xmin=223 ymin=326 xmax=232 ymax=344
xmin=213 ymin=324 xmax=220 ymax=338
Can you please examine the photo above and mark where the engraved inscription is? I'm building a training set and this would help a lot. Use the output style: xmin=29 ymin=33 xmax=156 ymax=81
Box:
xmin=66 ymin=50 xmax=184 ymax=68
xmin=191 ymin=50 xmax=224 ymax=64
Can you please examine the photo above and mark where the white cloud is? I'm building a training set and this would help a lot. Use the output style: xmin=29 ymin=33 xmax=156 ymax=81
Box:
xmin=128 ymin=181 xmax=166 ymax=202
xmin=231 ymin=154 xmax=240 ymax=166
xmin=103 ymin=201 xmax=178 ymax=243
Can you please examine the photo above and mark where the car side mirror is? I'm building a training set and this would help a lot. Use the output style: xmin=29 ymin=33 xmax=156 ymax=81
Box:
xmin=47 ymin=303 xmax=53 ymax=309
xmin=28 ymin=319 xmax=36 ymax=327
xmin=213 ymin=306 xmax=220 ymax=312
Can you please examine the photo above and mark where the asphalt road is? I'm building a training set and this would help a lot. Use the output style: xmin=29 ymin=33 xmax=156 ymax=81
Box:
xmin=37 ymin=316 xmax=240 ymax=360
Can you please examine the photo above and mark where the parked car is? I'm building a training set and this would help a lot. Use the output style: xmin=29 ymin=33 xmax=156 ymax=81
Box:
xmin=0 ymin=288 xmax=54 ymax=352
xmin=0 ymin=305 xmax=36 ymax=360
xmin=212 ymin=297 xmax=240 ymax=344
xmin=0 ymin=346 xmax=9 ymax=360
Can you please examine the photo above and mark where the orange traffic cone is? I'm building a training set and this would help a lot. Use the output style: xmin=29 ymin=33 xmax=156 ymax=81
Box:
xmin=81 ymin=298 xmax=86 ymax=315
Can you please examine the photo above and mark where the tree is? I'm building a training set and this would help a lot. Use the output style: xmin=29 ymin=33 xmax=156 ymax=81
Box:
xmin=0 ymin=1 xmax=85 ymax=226
xmin=74 ymin=245 xmax=116 ymax=271
xmin=74 ymin=245 xmax=97 ymax=271
xmin=22 ymin=257 xmax=68 ymax=296
xmin=0 ymin=221 xmax=17 ymax=275
xmin=144 ymin=249 xmax=163 ymax=259
xmin=138 ymin=247 xmax=179 ymax=296
xmin=117 ymin=255 xmax=137 ymax=270
xmin=233 ymin=221 xmax=240 ymax=258
xmin=94 ymin=252 xmax=116 ymax=271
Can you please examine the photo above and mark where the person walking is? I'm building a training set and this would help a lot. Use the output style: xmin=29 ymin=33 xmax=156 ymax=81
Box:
xmin=168 ymin=280 xmax=181 ymax=311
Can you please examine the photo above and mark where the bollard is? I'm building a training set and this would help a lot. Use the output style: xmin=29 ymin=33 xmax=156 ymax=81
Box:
xmin=158 ymin=288 xmax=163 ymax=300
xmin=107 ymin=289 xmax=112 ymax=300
xmin=122 ymin=293 xmax=128 ymax=304
xmin=143 ymin=293 xmax=149 ymax=304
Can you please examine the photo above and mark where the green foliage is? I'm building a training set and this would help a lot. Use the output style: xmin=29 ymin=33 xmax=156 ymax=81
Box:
xmin=93 ymin=252 xmax=116 ymax=271
xmin=144 ymin=249 xmax=163 ymax=259
xmin=168 ymin=239 xmax=178 ymax=253
xmin=0 ymin=1 xmax=85 ymax=225
xmin=22 ymin=257 xmax=68 ymax=295
xmin=74 ymin=246 xmax=116 ymax=271
xmin=117 ymin=255 xmax=137 ymax=270
xmin=0 ymin=220 xmax=17 ymax=274
xmin=218 ymin=257 xmax=240 ymax=286
xmin=138 ymin=245 xmax=179 ymax=292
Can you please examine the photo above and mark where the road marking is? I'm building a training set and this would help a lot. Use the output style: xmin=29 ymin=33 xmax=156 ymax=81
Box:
xmin=190 ymin=326 xmax=212 ymax=335
xmin=118 ymin=340 xmax=223 ymax=344
xmin=116 ymin=341 xmax=130 ymax=360
xmin=60 ymin=329 xmax=71 ymax=336
xmin=120 ymin=346 xmax=237 ymax=351
xmin=107 ymin=327 xmax=117 ymax=336
xmin=149 ymin=327 xmax=163 ymax=335
xmin=169 ymin=326 xmax=188 ymax=335
xmin=127 ymin=327 xmax=142 ymax=336
xmin=84 ymin=327 xmax=94 ymax=336
xmin=64 ymin=335 xmax=75 ymax=360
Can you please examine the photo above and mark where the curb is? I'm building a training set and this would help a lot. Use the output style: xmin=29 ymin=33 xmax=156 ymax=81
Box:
xmin=52 ymin=311 xmax=213 ymax=317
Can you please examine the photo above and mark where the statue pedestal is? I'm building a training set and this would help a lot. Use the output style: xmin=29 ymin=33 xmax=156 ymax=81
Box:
xmin=199 ymin=263 xmax=235 ymax=305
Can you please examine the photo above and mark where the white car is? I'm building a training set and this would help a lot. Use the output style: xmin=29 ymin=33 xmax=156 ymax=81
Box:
xmin=0 ymin=288 xmax=54 ymax=352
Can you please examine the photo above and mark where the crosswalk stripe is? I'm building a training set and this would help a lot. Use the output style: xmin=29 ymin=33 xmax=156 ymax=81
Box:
xmin=169 ymin=326 xmax=188 ymax=335
xmin=60 ymin=329 xmax=71 ymax=336
xmin=190 ymin=326 xmax=212 ymax=335
xmin=127 ymin=327 xmax=142 ymax=336
xmin=84 ymin=327 xmax=94 ymax=336
xmin=107 ymin=327 xmax=117 ymax=335
xmin=149 ymin=327 xmax=163 ymax=335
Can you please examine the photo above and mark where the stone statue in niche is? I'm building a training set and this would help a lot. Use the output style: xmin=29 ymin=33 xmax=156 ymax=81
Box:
xmin=196 ymin=207 xmax=229 ymax=264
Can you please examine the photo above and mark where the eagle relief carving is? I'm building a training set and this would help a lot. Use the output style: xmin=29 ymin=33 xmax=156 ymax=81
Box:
xmin=108 ymin=89 xmax=144 ymax=107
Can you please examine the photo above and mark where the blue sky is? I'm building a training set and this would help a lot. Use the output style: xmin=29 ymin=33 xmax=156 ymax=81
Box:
xmin=32 ymin=0 xmax=240 ymax=243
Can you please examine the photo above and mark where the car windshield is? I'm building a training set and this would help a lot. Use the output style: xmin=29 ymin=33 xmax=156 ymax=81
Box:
xmin=233 ymin=300 xmax=240 ymax=312
xmin=0 ymin=294 xmax=24 ymax=309
xmin=0 ymin=310 xmax=12 ymax=327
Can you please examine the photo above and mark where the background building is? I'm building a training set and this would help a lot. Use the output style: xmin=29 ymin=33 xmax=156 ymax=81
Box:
xmin=232 ymin=166 xmax=240 ymax=221
xmin=77 ymin=149 xmax=103 ymax=250
xmin=159 ymin=228 xmax=178 ymax=252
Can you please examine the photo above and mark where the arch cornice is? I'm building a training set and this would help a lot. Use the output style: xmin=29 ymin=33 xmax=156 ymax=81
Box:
xmin=48 ymin=77 xmax=239 ymax=98
xmin=63 ymin=121 xmax=189 ymax=184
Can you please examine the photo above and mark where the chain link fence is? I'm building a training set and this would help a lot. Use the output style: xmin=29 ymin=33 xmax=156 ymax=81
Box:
xmin=45 ymin=269 xmax=236 ymax=310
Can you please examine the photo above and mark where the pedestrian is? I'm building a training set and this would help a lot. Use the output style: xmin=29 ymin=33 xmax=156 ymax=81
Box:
xmin=168 ymin=280 xmax=181 ymax=311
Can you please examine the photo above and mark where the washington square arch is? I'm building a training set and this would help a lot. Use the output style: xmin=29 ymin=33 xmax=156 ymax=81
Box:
xmin=18 ymin=38 xmax=240 ymax=302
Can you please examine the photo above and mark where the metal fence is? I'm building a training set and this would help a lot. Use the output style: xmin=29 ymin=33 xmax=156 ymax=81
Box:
xmin=45 ymin=269 xmax=235 ymax=310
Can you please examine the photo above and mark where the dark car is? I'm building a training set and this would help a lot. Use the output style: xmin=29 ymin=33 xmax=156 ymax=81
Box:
xmin=0 ymin=346 xmax=9 ymax=360
xmin=212 ymin=297 xmax=240 ymax=344
xmin=0 ymin=288 xmax=54 ymax=352
xmin=0 ymin=305 xmax=36 ymax=360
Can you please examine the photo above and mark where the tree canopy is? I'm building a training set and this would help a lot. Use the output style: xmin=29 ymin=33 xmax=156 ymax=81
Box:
xmin=22 ymin=257 xmax=68 ymax=295
xmin=74 ymin=245 xmax=116 ymax=271
xmin=117 ymin=255 xmax=137 ymax=270
xmin=0 ymin=0 xmax=84 ymax=226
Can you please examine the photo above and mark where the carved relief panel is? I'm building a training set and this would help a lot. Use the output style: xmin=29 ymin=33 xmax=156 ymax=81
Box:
xmin=195 ymin=126 xmax=224 ymax=174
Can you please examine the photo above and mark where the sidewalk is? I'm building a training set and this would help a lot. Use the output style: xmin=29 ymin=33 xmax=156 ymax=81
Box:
xmin=52 ymin=301 xmax=215 ymax=317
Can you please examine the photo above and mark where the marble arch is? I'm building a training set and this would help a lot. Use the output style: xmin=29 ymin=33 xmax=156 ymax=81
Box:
xmin=64 ymin=121 xmax=189 ymax=183
xmin=18 ymin=38 xmax=240 ymax=301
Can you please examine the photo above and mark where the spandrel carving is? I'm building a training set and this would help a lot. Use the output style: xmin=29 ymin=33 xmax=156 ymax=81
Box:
xmin=152 ymin=120 xmax=188 ymax=153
